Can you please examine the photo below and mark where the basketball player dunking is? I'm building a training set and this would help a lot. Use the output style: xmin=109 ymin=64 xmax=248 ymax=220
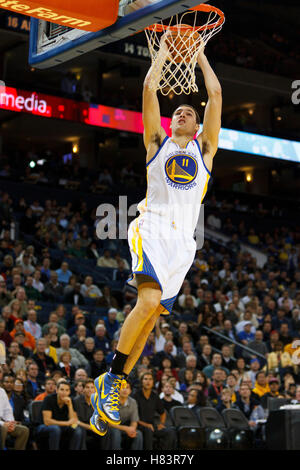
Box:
xmin=90 ymin=35 xmax=222 ymax=435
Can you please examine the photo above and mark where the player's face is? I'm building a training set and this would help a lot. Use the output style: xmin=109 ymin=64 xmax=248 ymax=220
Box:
xmin=171 ymin=106 xmax=199 ymax=136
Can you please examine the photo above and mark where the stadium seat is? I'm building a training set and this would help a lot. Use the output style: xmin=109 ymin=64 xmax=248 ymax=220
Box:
xmin=197 ymin=407 xmax=230 ymax=449
xmin=221 ymin=408 xmax=254 ymax=449
xmin=170 ymin=406 xmax=205 ymax=450
xmin=28 ymin=401 xmax=48 ymax=450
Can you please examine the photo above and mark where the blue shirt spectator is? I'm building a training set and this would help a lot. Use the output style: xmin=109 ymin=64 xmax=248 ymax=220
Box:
xmin=104 ymin=308 xmax=120 ymax=340
xmin=56 ymin=261 xmax=72 ymax=285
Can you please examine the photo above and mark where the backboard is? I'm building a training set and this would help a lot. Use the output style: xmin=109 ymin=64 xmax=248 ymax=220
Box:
xmin=29 ymin=0 xmax=207 ymax=69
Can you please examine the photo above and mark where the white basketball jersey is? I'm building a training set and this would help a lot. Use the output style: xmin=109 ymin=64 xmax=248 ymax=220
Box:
xmin=137 ymin=137 xmax=211 ymax=237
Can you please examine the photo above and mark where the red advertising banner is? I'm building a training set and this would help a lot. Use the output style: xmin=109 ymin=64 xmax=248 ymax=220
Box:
xmin=0 ymin=84 xmax=171 ymax=134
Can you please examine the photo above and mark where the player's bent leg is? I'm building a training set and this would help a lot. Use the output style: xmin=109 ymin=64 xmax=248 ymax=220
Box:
xmin=116 ymin=282 xmax=162 ymax=355
xmin=94 ymin=279 xmax=162 ymax=426
xmin=123 ymin=305 xmax=164 ymax=376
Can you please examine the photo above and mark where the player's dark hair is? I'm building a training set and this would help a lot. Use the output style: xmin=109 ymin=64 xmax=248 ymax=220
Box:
xmin=172 ymin=104 xmax=201 ymax=124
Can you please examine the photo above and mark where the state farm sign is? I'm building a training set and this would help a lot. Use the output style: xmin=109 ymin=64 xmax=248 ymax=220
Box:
xmin=0 ymin=0 xmax=119 ymax=31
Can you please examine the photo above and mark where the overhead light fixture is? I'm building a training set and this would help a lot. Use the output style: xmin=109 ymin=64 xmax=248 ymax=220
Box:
xmin=246 ymin=172 xmax=253 ymax=183
xmin=72 ymin=143 xmax=79 ymax=154
xmin=29 ymin=160 xmax=36 ymax=168
xmin=201 ymin=101 xmax=206 ymax=107
xmin=276 ymin=116 xmax=282 ymax=121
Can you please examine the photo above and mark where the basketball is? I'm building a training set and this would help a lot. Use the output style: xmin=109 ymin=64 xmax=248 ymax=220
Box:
xmin=165 ymin=25 xmax=200 ymax=64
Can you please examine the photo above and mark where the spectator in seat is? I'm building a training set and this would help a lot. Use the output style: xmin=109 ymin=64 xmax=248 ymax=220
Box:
xmin=2 ymin=374 xmax=28 ymax=425
xmin=262 ymin=377 xmax=285 ymax=399
xmin=80 ymin=275 xmax=102 ymax=299
xmin=0 ymin=318 xmax=12 ymax=347
xmin=152 ymin=341 xmax=178 ymax=369
xmin=0 ymin=376 xmax=29 ymax=449
xmin=278 ymin=323 xmax=293 ymax=346
xmin=177 ymin=341 xmax=195 ymax=369
xmin=68 ymin=313 xmax=92 ymax=338
xmin=104 ymin=308 xmax=120 ymax=341
xmin=73 ymin=380 xmax=85 ymax=398
xmin=13 ymin=377 xmax=29 ymax=406
xmin=1 ymin=305 xmax=15 ymax=332
xmin=221 ymin=343 xmax=236 ymax=371
xmin=14 ymin=331 xmax=32 ymax=359
xmin=160 ymin=381 xmax=182 ymax=412
xmin=93 ymin=324 xmax=111 ymax=354
xmin=107 ymin=381 xmax=143 ymax=450
xmin=86 ymin=242 xmax=101 ymax=261
xmin=40 ymin=257 xmax=51 ymax=283
xmin=24 ymin=308 xmax=42 ymax=341
xmin=37 ymin=380 xmax=83 ymax=450
xmin=81 ymin=337 xmax=96 ymax=362
xmin=246 ymin=329 xmax=268 ymax=359
xmin=133 ymin=372 xmax=177 ymax=450
xmin=31 ymin=337 xmax=56 ymax=381
xmin=234 ymin=383 xmax=264 ymax=433
xmin=216 ymin=387 xmax=235 ymax=413
xmin=252 ymin=371 xmax=270 ymax=398
xmin=56 ymin=334 xmax=89 ymax=370
xmin=43 ymin=271 xmax=64 ymax=301
xmin=58 ymin=351 xmax=76 ymax=380
xmin=113 ymin=259 xmax=130 ymax=282
xmin=203 ymin=353 xmax=230 ymax=379
xmin=208 ymin=367 xmax=227 ymax=407
xmin=25 ymin=362 xmax=42 ymax=400
xmin=178 ymin=354 xmax=199 ymax=383
xmin=184 ymin=387 xmax=207 ymax=415
xmin=10 ymin=319 xmax=36 ymax=351
xmin=64 ymin=282 xmax=85 ymax=306
xmin=8 ymin=341 xmax=26 ymax=373
xmin=56 ymin=262 xmax=73 ymax=285
xmin=70 ymin=325 xmax=88 ymax=352
xmin=42 ymin=312 xmax=66 ymax=338
xmin=34 ymin=377 xmax=56 ymax=402
xmin=244 ymin=358 xmax=261 ymax=388
xmin=90 ymin=349 xmax=107 ymax=379
xmin=73 ymin=378 xmax=106 ymax=450
xmin=0 ymin=278 xmax=13 ymax=309
xmin=237 ymin=321 xmax=255 ymax=345
xmin=97 ymin=249 xmax=118 ymax=268
xmin=197 ymin=343 xmax=212 ymax=370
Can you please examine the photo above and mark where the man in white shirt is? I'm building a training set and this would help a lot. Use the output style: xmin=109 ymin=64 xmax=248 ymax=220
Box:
xmin=8 ymin=341 xmax=26 ymax=373
xmin=24 ymin=308 xmax=42 ymax=341
xmin=80 ymin=276 xmax=103 ymax=299
xmin=0 ymin=367 xmax=29 ymax=450
xmin=32 ymin=270 xmax=44 ymax=293
xmin=206 ymin=213 xmax=221 ymax=230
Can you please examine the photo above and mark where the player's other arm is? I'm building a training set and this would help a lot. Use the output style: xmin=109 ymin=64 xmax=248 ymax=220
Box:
xmin=143 ymin=39 xmax=168 ymax=158
xmin=196 ymin=50 xmax=222 ymax=172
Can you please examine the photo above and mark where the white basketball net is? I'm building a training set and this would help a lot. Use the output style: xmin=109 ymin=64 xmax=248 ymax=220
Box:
xmin=145 ymin=8 xmax=224 ymax=96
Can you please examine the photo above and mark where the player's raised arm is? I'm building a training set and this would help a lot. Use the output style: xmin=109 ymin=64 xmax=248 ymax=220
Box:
xmin=142 ymin=37 xmax=168 ymax=153
xmin=196 ymin=49 xmax=222 ymax=171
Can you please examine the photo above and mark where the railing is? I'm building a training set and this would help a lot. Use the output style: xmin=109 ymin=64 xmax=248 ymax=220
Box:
xmin=201 ymin=325 xmax=268 ymax=373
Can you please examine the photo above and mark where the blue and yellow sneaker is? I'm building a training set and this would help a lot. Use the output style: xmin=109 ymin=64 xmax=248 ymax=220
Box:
xmin=94 ymin=372 xmax=126 ymax=425
xmin=90 ymin=392 xmax=108 ymax=436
